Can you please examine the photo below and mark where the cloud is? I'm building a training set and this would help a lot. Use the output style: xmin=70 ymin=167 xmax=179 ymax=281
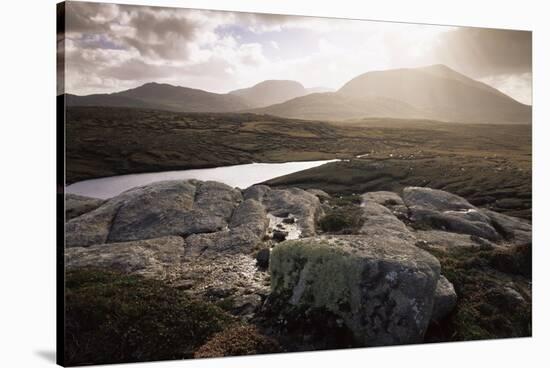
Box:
xmin=61 ymin=2 xmax=532 ymax=102
xmin=433 ymin=27 xmax=532 ymax=77
xmin=480 ymin=73 xmax=532 ymax=105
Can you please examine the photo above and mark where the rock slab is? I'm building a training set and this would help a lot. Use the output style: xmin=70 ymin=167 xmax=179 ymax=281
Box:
xmin=269 ymin=235 xmax=441 ymax=346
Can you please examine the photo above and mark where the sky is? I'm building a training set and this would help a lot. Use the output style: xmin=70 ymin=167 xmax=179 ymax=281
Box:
xmin=59 ymin=2 xmax=532 ymax=104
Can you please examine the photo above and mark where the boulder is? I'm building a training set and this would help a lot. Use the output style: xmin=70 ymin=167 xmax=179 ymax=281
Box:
xmin=65 ymin=203 xmax=119 ymax=247
xmin=361 ymin=191 xmax=408 ymax=219
xmin=359 ymin=201 xmax=415 ymax=243
xmin=415 ymin=230 xmax=498 ymax=251
xmin=403 ymin=187 xmax=476 ymax=212
xmin=362 ymin=191 xmax=404 ymax=207
xmin=256 ymin=248 xmax=271 ymax=269
xmin=261 ymin=187 xmax=324 ymax=237
xmin=229 ymin=199 xmax=269 ymax=238
xmin=481 ymin=209 xmax=532 ymax=245
xmin=65 ymin=236 xmax=185 ymax=280
xmin=269 ymin=235 xmax=441 ymax=346
xmin=66 ymin=181 xmax=195 ymax=247
xmin=194 ymin=181 xmax=243 ymax=219
xmin=242 ymin=185 xmax=271 ymax=202
xmin=431 ymin=275 xmax=457 ymax=322
xmin=403 ymin=187 xmax=500 ymax=240
xmin=184 ymin=226 xmax=261 ymax=259
xmin=65 ymin=194 xmax=105 ymax=220
xmin=108 ymin=181 xmax=240 ymax=242
xmin=306 ymin=189 xmax=331 ymax=201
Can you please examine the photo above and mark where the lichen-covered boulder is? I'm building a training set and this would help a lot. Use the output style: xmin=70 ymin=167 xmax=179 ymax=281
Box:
xmin=403 ymin=187 xmax=500 ymax=240
xmin=65 ymin=236 xmax=185 ymax=280
xmin=65 ymin=194 xmax=105 ymax=220
xmin=269 ymin=235 xmax=441 ymax=346
xmin=431 ymin=275 xmax=457 ymax=322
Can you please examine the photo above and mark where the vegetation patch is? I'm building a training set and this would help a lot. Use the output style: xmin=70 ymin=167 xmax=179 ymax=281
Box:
xmin=194 ymin=324 xmax=280 ymax=358
xmin=64 ymin=268 xmax=234 ymax=366
xmin=318 ymin=194 xmax=363 ymax=234
xmin=420 ymin=246 xmax=532 ymax=342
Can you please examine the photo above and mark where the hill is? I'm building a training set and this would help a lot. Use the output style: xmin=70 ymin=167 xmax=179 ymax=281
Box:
xmin=229 ymin=80 xmax=308 ymax=108
xmin=66 ymin=82 xmax=250 ymax=113
xmin=338 ymin=64 xmax=531 ymax=123
xmin=252 ymin=65 xmax=531 ymax=123
xmin=249 ymin=92 xmax=425 ymax=121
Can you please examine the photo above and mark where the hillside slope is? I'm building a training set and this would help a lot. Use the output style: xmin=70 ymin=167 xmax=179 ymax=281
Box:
xmin=229 ymin=80 xmax=308 ymax=108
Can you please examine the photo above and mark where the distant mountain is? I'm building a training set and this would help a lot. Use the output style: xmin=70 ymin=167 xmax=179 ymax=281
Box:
xmin=229 ymin=80 xmax=308 ymax=108
xmin=65 ymin=65 xmax=531 ymax=123
xmin=306 ymin=86 xmax=335 ymax=94
xmin=338 ymin=64 xmax=531 ymax=123
xmin=249 ymin=92 xmax=425 ymax=121
xmin=66 ymin=82 xmax=250 ymax=113
xmin=252 ymin=65 xmax=531 ymax=123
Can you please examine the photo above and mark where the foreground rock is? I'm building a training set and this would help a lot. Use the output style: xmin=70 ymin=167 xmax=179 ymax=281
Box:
xmin=65 ymin=236 xmax=185 ymax=280
xmin=481 ymin=209 xmax=532 ymax=245
xmin=64 ymin=181 xmax=531 ymax=342
xmin=64 ymin=180 xmax=325 ymax=319
xmin=269 ymin=235 xmax=441 ymax=346
xmin=403 ymin=187 xmax=501 ymax=240
xmin=359 ymin=201 xmax=415 ymax=243
xmin=244 ymin=185 xmax=324 ymax=237
xmin=65 ymin=194 xmax=105 ymax=220
xmin=431 ymin=275 xmax=458 ymax=322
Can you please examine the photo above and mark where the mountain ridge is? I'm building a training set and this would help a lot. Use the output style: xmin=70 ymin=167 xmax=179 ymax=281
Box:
xmin=65 ymin=65 xmax=531 ymax=123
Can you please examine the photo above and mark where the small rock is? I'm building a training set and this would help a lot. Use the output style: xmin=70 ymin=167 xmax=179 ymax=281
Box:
xmin=282 ymin=217 xmax=296 ymax=224
xmin=431 ymin=275 xmax=457 ymax=322
xmin=256 ymin=248 xmax=270 ymax=269
xmin=272 ymin=230 xmax=288 ymax=242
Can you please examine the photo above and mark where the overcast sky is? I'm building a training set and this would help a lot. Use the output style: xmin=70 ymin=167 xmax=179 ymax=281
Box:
xmin=60 ymin=2 xmax=532 ymax=104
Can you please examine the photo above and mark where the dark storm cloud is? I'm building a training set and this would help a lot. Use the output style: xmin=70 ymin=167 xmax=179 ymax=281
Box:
xmin=434 ymin=27 xmax=532 ymax=77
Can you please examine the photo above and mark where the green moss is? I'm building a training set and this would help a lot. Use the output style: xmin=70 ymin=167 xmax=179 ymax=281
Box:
xmin=270 ymin=240 xmax=363 ymax=319
xmin=64 ymin=268 xmax=234 ymax=366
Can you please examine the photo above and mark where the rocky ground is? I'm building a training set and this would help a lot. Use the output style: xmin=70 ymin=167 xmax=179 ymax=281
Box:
xmin=64 ymin=179 xmax=532 ymax=365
